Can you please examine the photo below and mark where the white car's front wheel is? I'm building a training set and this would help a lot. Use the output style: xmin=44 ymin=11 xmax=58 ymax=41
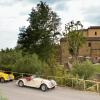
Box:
xmin=18 ymin=80 xmax=24 ymax=87
xmin=40 ymin=84 xmax=48 ymax=92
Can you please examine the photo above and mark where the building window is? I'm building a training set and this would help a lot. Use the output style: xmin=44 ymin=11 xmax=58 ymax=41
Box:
xmin=88 ymin=42 xmax=91 ymax=47
xmin=95 ymin=32 xmax=97 ymax=35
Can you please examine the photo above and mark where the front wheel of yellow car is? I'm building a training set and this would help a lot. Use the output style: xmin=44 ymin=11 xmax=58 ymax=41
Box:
xmin=0 ymin=78 xmax=5 ymax=83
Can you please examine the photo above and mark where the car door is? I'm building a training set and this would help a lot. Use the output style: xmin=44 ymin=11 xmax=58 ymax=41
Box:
xmin=28 ymin=78 xmax=42 ymax=88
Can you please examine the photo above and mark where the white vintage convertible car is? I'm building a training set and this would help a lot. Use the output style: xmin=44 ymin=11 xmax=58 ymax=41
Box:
xmin=16 ymin=75 xmax=57 ymax=91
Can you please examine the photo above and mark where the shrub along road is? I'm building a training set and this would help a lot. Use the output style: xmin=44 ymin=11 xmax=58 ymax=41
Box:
xmin=0 ymin=81 xmax=100 ymax=100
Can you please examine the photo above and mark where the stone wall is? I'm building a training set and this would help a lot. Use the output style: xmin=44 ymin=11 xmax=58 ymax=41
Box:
xmin=58 ymin=26 xmax=100 ymax=64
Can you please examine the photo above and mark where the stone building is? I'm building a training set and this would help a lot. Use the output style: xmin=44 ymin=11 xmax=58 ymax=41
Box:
xmin=57 ymin=26 xmax=100 ymax=64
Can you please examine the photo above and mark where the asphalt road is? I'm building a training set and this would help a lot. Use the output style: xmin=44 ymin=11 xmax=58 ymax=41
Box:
xmin=0 ymin=81 xmax=100 ymax=100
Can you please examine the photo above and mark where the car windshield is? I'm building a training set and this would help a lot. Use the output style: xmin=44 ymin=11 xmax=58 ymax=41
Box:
xmin=4 ymin=71 xmax=12 ymax=74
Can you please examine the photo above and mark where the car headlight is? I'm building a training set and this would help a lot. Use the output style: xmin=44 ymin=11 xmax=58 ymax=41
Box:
xmin=50 ymin=80 xmax=57 ymax=85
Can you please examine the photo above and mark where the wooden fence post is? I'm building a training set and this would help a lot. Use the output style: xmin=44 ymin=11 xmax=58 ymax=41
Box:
xmin=72 ymin=79 xmax=73 ymax=87
xmin=96 ymin=83 xmax=99 ymax=93
xmin=83 ymin=80 xmax=86 ymax=90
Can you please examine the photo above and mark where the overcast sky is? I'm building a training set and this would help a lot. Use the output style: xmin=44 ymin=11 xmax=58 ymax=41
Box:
xmin=0 ymin=0 xmax=100 ymax=49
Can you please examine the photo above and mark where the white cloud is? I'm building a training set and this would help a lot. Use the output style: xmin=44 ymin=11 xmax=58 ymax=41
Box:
xmin=0 ymin=1 xmax=33 ymax=49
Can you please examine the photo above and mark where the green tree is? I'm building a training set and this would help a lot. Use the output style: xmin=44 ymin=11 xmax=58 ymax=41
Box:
xmin=65 ymin=21 xmax=85 ymax=61
xmin=71 ymin=60 xmax=95 ymax=79
xmin=18 ymin=1 xmax=61 ymax=61
xmin=0 ymin=48 xmax=22 ymax=71
xmin=14 ymin=53 xmax=44 ymax=74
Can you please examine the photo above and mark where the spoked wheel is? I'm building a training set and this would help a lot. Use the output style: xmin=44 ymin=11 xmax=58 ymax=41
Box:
xmin=18 ymin=80 xmax=24 ymax=87
xmin=40 ymin=84 xmax=48 ymax=92
xmin=0 ymin=78 xmax=5 ymax=83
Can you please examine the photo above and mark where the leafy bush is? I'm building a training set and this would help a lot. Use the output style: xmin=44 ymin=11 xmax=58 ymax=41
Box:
xmin=71 ymin=60 xmax=95 ymax=79
xmin=0 ymin=50 xmax=17 ymax=65
xmin=14 ymin=54 xmax=44 ymax=75
xmin=93 ymin=64 xmax=100 ymax=73
xmin=0 ymin=50 xmax=22 ymax=71
xmin=54 ymin=65 xmax=67 ymax=77
xmin=52 ymin=65 xmax=67 ymax=85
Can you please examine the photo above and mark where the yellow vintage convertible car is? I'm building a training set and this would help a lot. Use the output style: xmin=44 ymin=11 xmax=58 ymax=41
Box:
xmin=0 ymin=71 xmax=14 ymax=83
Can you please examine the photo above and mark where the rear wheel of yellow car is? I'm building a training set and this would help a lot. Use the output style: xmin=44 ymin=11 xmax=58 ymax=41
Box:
xmin=18 ymin=80 xmax=24 ymax=87
xmin=0 ymin=78 xmax=5 ymax=83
